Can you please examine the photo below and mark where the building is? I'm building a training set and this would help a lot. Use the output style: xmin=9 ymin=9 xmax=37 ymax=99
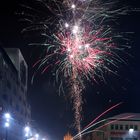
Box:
xmin=0 ymin=46 xmax=31 ymax=140
xmin=83 ymin=113 xmax=140 ymax=140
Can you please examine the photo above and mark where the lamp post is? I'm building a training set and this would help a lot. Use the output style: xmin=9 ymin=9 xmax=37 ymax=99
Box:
xmin=24 ymin=126 xmax=31 ymax=140
xmin=35 ymin=133 xmax=39 ymax=140
xmin=4 ymin=113 xmax=11 ymax=140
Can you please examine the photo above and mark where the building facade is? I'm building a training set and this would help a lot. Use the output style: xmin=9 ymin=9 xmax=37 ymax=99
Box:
xmin=83 ymin=113 xmax=140 ymax=140
xmin=0 ymin=47 xmax=31 ymax=140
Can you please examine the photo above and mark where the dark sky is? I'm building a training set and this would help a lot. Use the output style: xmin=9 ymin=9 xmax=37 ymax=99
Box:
xmin=0 ymin=0 xmax=140 ymax=140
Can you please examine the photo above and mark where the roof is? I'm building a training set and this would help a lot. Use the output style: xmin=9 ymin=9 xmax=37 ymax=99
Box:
xmin=0 ymin=46 xmax=18 ymax=75
xmin=108 ymin=113 xmax=140 ymax=121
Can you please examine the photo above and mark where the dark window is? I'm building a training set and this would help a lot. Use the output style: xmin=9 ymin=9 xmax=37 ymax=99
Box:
xmin=115 ymin=124 xmax=119 ymax=130
xmin=125 ymin=138 xmax=137 ymax=140
xmin=130 ymin=125 xmax=133 ymax=129
xmin=20 ymin=61 xmax=26 ymax=86
xmin=134 ymin=125 xmax=138 ymax=130
xmin=7 ymin=81 xmax=11 ymax=89
xmin=19 ymin=96 xmax=22 ymax=102
xmin=111 ymin=137 xmax=123 ymax=140
xmin=13 ymin=88 xmax=17 ymax=95
xmin=23 ymin=100 xmax=26 ymax=106
xmin=120 ymin=125 xmax=123 ymax=130
xmin=111 ymin=124 xmax=114 ymax=130
xmin=125 ymin=125 xmax=129 ymax=130
xmin=16 ymin=104 xmax=19 ymax=112
xmin=0 ymin=72 xmax=2 ymax=79
xmin=20 ymin=108 xmax=23 ymax=114
xmin=2 ymin=94 xmax=8 ymax=101
xmin=9 ymin=98 xmax=13 ymax=106
xmin=96 ymin=131 xmax=103 ymax=136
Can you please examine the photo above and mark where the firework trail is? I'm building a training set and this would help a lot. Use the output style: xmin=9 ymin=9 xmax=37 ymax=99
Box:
xmin=73 ymin=112 xmax=135 ymax=140
xmin=20 ymin=0 xmax=130 ymax=133
xmin=73 ymin=102 xmax=122 ymax=139
xmin=84 ymin=102 xmax=122 ymax=129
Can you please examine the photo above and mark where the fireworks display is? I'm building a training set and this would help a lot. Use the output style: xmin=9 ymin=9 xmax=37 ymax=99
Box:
xmin=21 ymin=0 xmax=130 ymax=134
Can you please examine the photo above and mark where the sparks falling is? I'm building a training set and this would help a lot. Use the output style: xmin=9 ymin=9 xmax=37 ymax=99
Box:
xmin=21 ymin=0 xmax=130 ymax=133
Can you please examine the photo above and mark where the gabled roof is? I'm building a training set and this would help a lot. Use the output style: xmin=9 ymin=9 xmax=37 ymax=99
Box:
xmin=108 ymin=113 xmax=140 ymax=121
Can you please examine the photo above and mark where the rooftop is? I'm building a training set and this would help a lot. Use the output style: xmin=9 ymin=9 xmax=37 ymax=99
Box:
xmin=108 ymin=113 xmax=140 ymax=121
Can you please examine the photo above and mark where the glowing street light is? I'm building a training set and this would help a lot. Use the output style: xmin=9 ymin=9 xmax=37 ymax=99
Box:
xmin=4 ymin=113 xmax=11 ymax=119
xmin=129 ymin=128 xmax=134 ymax=134
xmin=4 ymin=113 xmax=11 ymax=128
xmin=24 ymin=126 xmax=31 ymax=138
xmin=5 ymin=122 xmax=10 ymax=128
xmin=3 ymin=113 xmax=11 ymax=140
xmin=24 ymin=126 xmax=30 ymax=132
xmin=35 ymin=134 xmax=39 ymax=139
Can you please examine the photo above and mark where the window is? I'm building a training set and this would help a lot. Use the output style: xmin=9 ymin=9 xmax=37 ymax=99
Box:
xmin=2 ymin=94 xmax=8 ymax=101
xmin=9 ymin=98 xmax=13 ymax=106
xmin=125 ymin=138 xmax=137 ymax=140
xmin=115 ymin=124 xmax=119 ymax=130
xmin=0 ymin=72 xmax=2 ymax=80
xmin=7 ymin=81 xmax=11 ymax=89
xmin=97 ymin=131 xmax=103 ymax=136
xmin=111 ymin=137 xmax=123 ymax=140
xmin=20 ymin=61 xmax=26 ymax=86
xmin=134 ymin=125 xmax=138 ymax=130
xmin=111 ymin=124 xmax=114 ymax=130
xmin=19 ymin=96 xmax=22 ymax=102
xmin=120 ymin=125 xmax=123 ymax=130
xmin=125 ymin=125 xmax=129 ymax=130
xmin=20 ymin=108 xmax=23 ymax=115
xmin=130 ymin=125 xmax=133 ymax=129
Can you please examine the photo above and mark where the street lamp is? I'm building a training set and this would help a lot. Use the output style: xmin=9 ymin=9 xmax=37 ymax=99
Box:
xmin=35 ymin=133 xmax=39 ymax=139
xmin=24 ymin=126 xmax=32 ymax=140
xmin=24 ymin=126 xmax=30 ymax=136
xmin=4 ymin=113 xmax=11 ymax=119
xmin=4 ymin=122 xmax=10 ymax=128
xmin=4 ymin=113 xmax=11 ymax=140
xmin=129 ymin=128 xmax=134 ymax=133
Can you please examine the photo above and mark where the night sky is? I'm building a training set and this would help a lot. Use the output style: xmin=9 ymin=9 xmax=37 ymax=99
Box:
xmin=0 ymin=0 xmax=140 ymax=140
